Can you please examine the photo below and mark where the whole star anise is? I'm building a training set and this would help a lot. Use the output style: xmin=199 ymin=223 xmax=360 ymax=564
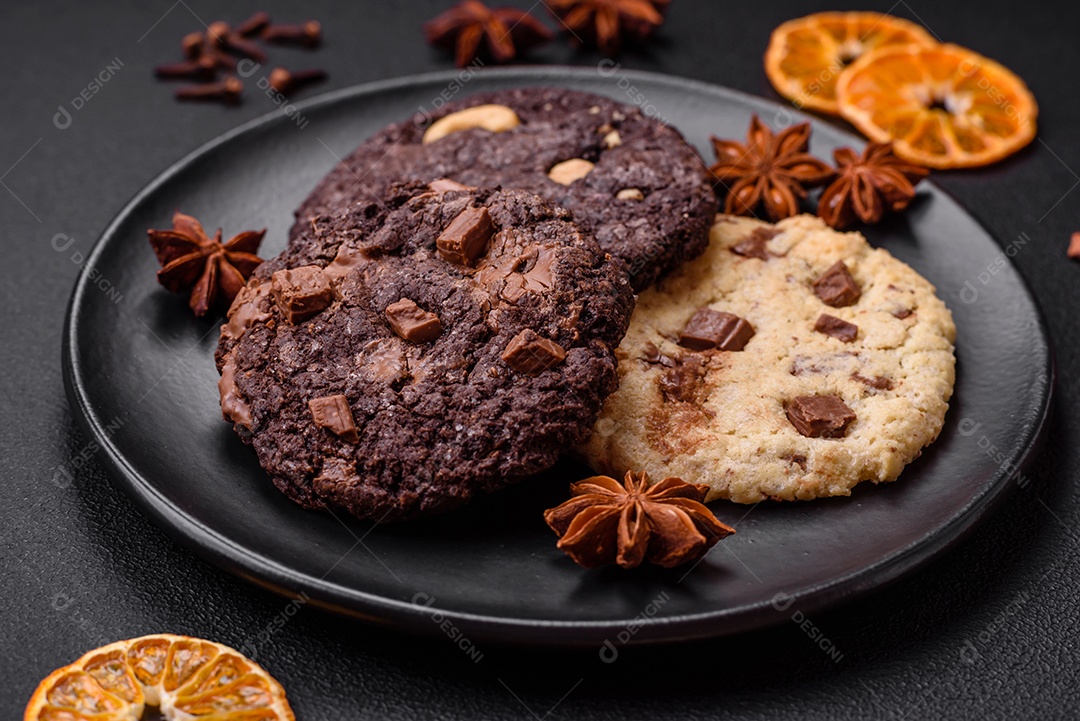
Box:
xmin=424 ymin=1 xmax=553 ymax=68
xmin=147 ymin=212 xmax=265 ymax=317
xmin=817 ymin=142 xmax=929 ymax=229
xmin=709 ymin=114 xmax=835 ymax=222
xmin=547 ymin=0 xmax=670 ymax=55
xmin=544 ymin=471 xmax=735 ymax=569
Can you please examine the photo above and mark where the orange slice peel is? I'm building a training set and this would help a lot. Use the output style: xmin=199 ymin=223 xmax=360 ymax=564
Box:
xmin=836 ymin=43 xmax=1038 ymax=168
xmin=765 ymin=11 xmax=936 ymax=115
xmin=24 ymin=634 xmax=295 ymax=721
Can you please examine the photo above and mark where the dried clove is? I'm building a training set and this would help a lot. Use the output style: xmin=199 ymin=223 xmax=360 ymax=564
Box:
xmin=235 ymin=11 xmax=271 ymax=37
xmin=268 ymin=67 xmax=327 ymax=94
xmin=181 ymin=31 xmax=205 ymax=58
xmin=155 ymin=56 xmax=218 ymax=80
xmin=175 ymin=76 xmax=243 ymax=103
xmin=262 ymin=20 xmax=322 ymax=48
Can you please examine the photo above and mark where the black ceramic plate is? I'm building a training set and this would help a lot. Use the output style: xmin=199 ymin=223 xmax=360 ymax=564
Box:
xmin=63 ymin=68 xmax=1052 ymax=647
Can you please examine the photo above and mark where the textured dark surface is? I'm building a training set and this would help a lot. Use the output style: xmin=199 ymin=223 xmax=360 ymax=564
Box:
xmin=3 ymin=1 xmax=1079 ymax=719
xmin=220 ymin=184 xmax=632 ymax=521
xmin=292 ymin=86 xmax=718 ymax=290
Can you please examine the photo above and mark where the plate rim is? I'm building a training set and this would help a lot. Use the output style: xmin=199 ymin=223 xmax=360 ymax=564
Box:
xmin=62 ymin=66 xmax=1056 ymax=647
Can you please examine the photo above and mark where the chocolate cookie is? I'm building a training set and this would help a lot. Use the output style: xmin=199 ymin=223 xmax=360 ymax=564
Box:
xmin=217 ymin=183 xmax=634 ymax=521
xmin=290 ymin=87 xmax=718 ymax=290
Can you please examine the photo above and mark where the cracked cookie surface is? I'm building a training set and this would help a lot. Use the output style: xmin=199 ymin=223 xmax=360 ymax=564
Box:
xmin=217 ymin=184 xmax=634 ymax=521
xmin=290 ymin=87 xmax=717 ymax=291
xmin=582 ymin=214 xmax=956 ymax=503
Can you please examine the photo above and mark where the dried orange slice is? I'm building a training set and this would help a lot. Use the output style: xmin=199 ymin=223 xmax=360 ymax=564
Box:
xmin=765 ymin=11 xmax=936 ymax=115
xmin=837 ymin=43 xmax=1038 ymax=168
xmin=24 ymin=634 xmax=295 ymax=721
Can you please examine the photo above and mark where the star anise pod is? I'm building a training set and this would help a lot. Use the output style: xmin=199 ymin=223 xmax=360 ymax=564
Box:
xmin=544 ymin=471 xmax=735 ymax=569
xmin=709 ymin=114 xmax=835 ymax=222
xmin=547 ymin=0 xmax=670 ymax=55
xmin=424 ymin=1 xmax=553 ymax=68
xmin=147 ymin=211 xmax=265 ymax=317
xmin=817 ymin=142 xmax=929 ymax=229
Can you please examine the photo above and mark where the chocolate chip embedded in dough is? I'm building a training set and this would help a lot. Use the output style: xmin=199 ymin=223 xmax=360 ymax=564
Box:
xmin=385 ymin=298 xmax=442 ymax=343
xmin=812 ymin=261 xmax=861 ymax=307
xmin=679 ymin=308 xmax=755 ymax=351
xmin=785 ymin=395 xmax=856 ymax=438
xmin=437 ymin=205 xmax=495 ymax=266
xmin=731 ymin=227 xmax=779 ymax=260
xmin=271 ymin=266 xmax=334 ymax=323
xmin=852 ymin=373 xmax=894 ymax=391
xmin=218 ymin=353 xmax=252 ymax=429
xmin=814 ymin=313 xmax=858 ymax=343
xmin=658 ymin=355 xmax=707 ymax=405
xmin=502 ymin=329 xmax=566 ymax=374
xmin=309 ymin=394 xmax=359 ymax=443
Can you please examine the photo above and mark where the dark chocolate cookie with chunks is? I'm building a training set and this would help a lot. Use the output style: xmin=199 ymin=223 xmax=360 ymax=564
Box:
xmin=216 ymin=183 xmax=634 ymax=521
xmin=289 ymin=87 xmax=718 ymax=290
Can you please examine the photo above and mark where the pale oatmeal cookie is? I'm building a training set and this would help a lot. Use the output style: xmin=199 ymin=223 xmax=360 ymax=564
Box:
xmin=582 ymin=214 xmax=956 ymax=503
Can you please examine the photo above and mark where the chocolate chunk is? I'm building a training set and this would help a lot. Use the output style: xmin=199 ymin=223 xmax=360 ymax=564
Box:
xmin=475 ymin=243 xmax=558 ymax=302
xmin=679 ymin=308 xmax=755 ymax=351
xmin=323 ymin=242 xmax=372 ymax=282
xmin=812 ymin=261 xmax=861 ymax=307
xmin=361 ymin=338 xmax=407 ymax=382
xmin=785 ymin=395 xmax=856 ymax=438
xmin=437 ymin=206 xmax=495 ymax=266
xmin=852 ymin=373 xmax=894 ymax=391
xmin=658 ymin=355 xmax=706 ymax=404
xmin=814 ymin=313 xmax=858 ymax=342
xmin=731 ymin=228 xmax=778 ymax=260
xmin=222 ymin=281 xmax=272 ymax=341
xmin=385 ymin=298 xmax=442 ymax=343
xmin=892 ymin=308 xmax=913 ymax=319
xmin=314 ymin=457 xmax=356 ymax=490
xmin=308 ymin=394 xmax=359 ymax=443
xmin=641 ymin=341 xmax=676 ymax=367
xmin=217 ymin=353 xmax=252 ymax=429
xmin=271 ymin=266 xmax=334 ymax=323
xmin=502 ymin=329 xmax=566 ymax=374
